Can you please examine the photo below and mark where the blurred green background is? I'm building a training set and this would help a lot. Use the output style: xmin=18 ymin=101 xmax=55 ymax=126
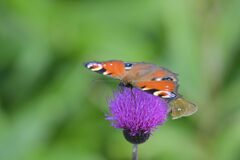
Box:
xmin=1 ymin=0 xmax=240 ymax=160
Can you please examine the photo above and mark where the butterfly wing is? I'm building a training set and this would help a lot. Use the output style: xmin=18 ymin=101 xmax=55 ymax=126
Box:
xmin=84 ymin=60 xmax=125 ymax=79
xmin=169 ymin=97 xmax=198 ymax=119
xmin=125 ymin=63 xmax=179 ymax=99
xmin=135 ymin=80 xmax=177 ymax=98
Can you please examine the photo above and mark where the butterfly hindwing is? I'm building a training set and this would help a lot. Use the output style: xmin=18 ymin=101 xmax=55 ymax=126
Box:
xmin=135 ymin=80 xmax=177 ymax=99
xmin=125 ymin=65 xmax=178 ymax=99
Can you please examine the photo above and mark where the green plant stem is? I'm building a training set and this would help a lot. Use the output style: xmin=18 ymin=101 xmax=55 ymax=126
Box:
xmin=132 ymin=144 xmax=138 ymax=160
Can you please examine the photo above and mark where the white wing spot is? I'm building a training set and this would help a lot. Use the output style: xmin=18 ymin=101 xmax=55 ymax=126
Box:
xmin=142 ymin=87 xmax=151 ymax=91
xmin=103 ymin=71 xmax=110 ymax=75
xmin=154 ymin=78 xmax=162 ymax=81
xmin=91 ymin=66 xmax=103 ymax=71
xmin=177 ymin=108 xmax=182 ymax=111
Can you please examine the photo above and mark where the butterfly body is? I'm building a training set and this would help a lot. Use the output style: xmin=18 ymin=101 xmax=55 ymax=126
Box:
xmin=85 ymin=60 xmax=197 ymax=119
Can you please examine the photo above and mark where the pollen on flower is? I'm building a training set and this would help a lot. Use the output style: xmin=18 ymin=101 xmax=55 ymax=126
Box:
xmin=106 ymin=86 xmax=169 ymax=144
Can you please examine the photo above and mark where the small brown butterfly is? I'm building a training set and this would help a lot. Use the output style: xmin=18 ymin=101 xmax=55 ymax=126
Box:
xmin=169 ymin=97 xmax=197 ymax=119
xmin=84 ymin=60 xmax=197 ymax=119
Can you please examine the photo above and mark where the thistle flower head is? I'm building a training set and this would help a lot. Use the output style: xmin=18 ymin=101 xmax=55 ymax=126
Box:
xmin=106 ymin=86 xmax=169 ymax=144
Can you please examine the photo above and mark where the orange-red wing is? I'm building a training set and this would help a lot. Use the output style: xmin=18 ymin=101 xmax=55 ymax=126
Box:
xmin=85 ymin=60 xmax=125 ymax=79
xmin=102 ymin=61 xmax=125 ymax=77
xmin=150 ymin=70 xmax=168 ymax=78
xmin=135 ymin=80 xmax=177 ymax=98
xmin=136 ymin=81 xmax=176 ymax=92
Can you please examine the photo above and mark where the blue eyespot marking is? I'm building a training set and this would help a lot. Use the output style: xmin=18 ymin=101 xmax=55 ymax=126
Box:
xmin=124 ymin=63 xmax=133 ymax=70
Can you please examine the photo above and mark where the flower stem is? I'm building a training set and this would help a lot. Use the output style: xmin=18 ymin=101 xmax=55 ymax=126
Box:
xmin=132 ymin=144 xmax=138 ymax=160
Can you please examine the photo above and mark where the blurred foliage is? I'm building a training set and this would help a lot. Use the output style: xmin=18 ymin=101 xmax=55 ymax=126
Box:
xmin=0 ymin=0 xmax=240 ymax=160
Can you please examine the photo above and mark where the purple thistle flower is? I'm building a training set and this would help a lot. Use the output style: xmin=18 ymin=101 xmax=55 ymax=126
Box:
xmin=106 ymin=86 xmax=169 ymax=144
